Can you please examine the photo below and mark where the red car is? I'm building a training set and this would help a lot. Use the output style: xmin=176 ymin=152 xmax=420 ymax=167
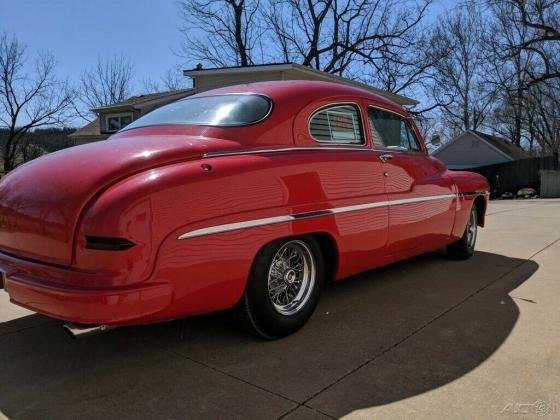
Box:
xmin=0 ymin=81 xmax=489 ymax=339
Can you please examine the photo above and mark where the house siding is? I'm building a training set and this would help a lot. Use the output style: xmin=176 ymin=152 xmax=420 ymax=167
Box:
xmin=195 ymin=72 xmax=286 ymax=92
xmin=433 ymin=132 xmax=512 ymax=169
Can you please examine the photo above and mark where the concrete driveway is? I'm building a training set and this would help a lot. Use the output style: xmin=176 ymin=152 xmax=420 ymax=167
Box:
xmin=1 ymin=199 xmax=559 ymax=419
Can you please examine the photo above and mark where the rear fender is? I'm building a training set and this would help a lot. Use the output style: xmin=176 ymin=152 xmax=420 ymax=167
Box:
xmin=448 ymin=171 xmax=490 ymax=237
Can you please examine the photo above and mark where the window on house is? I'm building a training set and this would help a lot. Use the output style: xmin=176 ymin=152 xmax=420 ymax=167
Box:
xmin=368 ymin=108 xmax=421 ymax=151
xmin=309 ymin=104 xmax=364 ymax=144
xmin=106 ymin=114 xmax=134 ymax=132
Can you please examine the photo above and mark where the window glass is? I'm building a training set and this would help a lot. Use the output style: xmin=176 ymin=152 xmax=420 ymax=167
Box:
xmin=309 ymin=105 xmax=363 ymax=144
xmin=123 ymin=94 xmax=271 ymax=130
xmin=107 ymin=115 xmax=133 ymax=132
xmin=368 ymin=108 xmax=421 ymax=151
xmin=120 ymin=115 xmax=133 ymax=127
xmin=107 ymin=117 xmax=121 ymax=132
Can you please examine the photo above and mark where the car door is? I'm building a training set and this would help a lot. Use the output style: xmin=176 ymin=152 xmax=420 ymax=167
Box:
xmin=367 ymin=106 xmax=456 ymax=254
xmin=306 ymin=101 xmax=389 ymax=249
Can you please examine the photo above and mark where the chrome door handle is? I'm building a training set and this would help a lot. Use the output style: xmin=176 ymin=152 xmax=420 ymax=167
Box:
xmin=379 ymin=154 xmax=394 ymax=162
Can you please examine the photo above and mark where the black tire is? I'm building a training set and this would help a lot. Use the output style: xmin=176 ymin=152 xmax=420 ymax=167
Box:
xmin=447 ymin=204 xmax=478 ymax=260
xmin=238 ymin=236 xmax=325 ymax=339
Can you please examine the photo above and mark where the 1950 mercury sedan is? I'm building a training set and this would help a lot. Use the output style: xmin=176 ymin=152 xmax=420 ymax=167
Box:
xmin=0 ymin=81 xmax=489 ymax=339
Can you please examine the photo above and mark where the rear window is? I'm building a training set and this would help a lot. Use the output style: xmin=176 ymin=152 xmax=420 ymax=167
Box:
xmin=123 ymin=94 xmax=272 ymax=130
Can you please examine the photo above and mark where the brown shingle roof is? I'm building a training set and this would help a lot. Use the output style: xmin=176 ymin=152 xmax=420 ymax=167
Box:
xmin=91 ymin=88 xmax=195 ymax=112
xmin=68 ymin=118 xmax=104 ymax=139
xmin=472 ymin=131 xmax=529 ymax=160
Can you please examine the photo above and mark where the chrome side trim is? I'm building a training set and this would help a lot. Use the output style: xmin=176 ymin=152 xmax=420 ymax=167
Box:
xmin=458 ymin=191 xmax=489 ymax=198
xmin=177 ymin=193 xmax=457 ymax=240
xmin=387 ymin=194 xmax=457 ymax=206
xmin=178 ymin=215 xmax=293 ymax=240
xmin=203 ymin=146 xmax=371 ymax=158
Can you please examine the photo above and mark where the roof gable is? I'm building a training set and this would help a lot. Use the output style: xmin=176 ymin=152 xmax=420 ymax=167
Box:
xmin=432 ymin=131 xmax=517 ymax=169
xmin=472 ymin=131 xmax=528 ymax=160
xmin=433 ymin=130 xmax=527 ymax=160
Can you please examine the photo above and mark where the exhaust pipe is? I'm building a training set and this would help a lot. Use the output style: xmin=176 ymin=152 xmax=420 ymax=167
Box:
xmin=63 ymin=323 xmax=114 ymax=339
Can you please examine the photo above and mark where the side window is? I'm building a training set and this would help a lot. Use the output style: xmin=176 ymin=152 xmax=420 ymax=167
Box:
xmin=309 ymin=104 xmax=364 ymax=144
xmin=368 ymin=108 xmax=421 ymax=151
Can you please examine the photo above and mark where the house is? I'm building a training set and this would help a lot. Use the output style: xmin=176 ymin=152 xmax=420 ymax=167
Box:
xmin=431 ymin=130 xmax=528 ymax=170
xmin=70 ymin=63 xmax=416 ymax=144
xmin=182 ymin=63 xmax=417 ymax=106
xmin=70 ymin=89 xmax=194 ymax=144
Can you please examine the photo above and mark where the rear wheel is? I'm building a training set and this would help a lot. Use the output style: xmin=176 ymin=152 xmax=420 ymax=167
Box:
xmin=239 ymin=236 xmax=324 ymax=339
xmin=447 ymin=204 xmax=478 ymax=260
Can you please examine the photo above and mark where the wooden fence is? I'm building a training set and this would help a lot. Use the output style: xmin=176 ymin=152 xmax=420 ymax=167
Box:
xmin=460 ymin=156 xmax=558 ymax=198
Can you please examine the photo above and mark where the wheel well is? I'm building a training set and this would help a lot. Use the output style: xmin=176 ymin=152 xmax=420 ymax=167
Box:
xmin=254 ymin=232 xmax=339 ymax=282
xmin=311 ymin=232 xmax=338 ymax=282
xmin=474 ymin=196 xmax=486 ymax=227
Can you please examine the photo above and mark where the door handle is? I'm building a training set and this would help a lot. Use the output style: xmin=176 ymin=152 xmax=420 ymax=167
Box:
xmin=379 ymin=154 xmax=394 ymax=162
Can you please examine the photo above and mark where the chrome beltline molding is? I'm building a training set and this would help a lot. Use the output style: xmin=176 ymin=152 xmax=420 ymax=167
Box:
xmin=177 ymin=193 xmax=473 ymax=240
xmin=458 ymin=191 xmax=490 ymax=198
xmin=203 ymin=146 xmax=371 ymax=158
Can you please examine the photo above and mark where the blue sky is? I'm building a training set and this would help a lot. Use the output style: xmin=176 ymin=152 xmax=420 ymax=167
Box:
xmin=0 ymin=0 xmax=185 ymax=91
xmin=1 ymin=0 xmax=456 ymax=101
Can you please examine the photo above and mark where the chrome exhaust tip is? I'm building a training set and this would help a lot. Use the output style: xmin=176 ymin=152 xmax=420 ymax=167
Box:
xmin=63 ymin=323 xmax=113 ymax=339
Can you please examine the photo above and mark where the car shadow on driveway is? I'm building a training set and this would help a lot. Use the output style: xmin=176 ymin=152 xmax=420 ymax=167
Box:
xmin=0 ymin=251 xmax=538 ymax=419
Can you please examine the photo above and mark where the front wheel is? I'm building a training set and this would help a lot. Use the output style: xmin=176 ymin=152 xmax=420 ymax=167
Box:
xmin=447 ymin=205 xmax=478 ymax=260
xmin=239 ymin=236 xmax=324 ymax=339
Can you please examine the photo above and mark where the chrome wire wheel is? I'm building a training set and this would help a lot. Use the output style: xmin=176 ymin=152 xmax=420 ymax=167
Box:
xmin=467 ymin=207 xmax=477 ymax=249
xmin=267 ymin=240 xmax=316 ymax=316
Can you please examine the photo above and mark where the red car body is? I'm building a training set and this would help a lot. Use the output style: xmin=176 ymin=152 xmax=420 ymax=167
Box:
xmin=0 ymin=81 xmax=489 ymax=328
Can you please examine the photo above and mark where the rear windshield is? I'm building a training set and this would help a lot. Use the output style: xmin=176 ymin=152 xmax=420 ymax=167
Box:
xmin=123 ymin=94 xmax=272 ymax=130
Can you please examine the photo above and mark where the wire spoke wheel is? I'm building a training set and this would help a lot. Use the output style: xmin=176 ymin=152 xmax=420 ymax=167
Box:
xmin=267 ymin=240 xmax=316 ymax=316
xmin=240 ymin=235 xmax=324 ymax=339
xmin=446 ymin=204 xmax=479 ymax=260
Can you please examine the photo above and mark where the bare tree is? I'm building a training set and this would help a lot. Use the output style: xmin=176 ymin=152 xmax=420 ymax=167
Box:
xmin=177 ymin=0 xmax=263 ymax=67
xmin=511 ymin=0 xmax=560 ymax=85
xmin=0 ymin=33 xmax=73 ymax=172
xmin=143 ymin=67 xmax=190 ymax=93
xmin=265 ymin=0 xmax=431 ymax=76
xmin=75 ymin=54 xmax=133 ymax=121
xmin=483 ymin=1 xmax=536 ymax=147
xmin=429 ymin=5 xmax=495 ymax=134
xmin=161 ymin=67 xmax=190 ymax=90
xmin=525 ymin=79 xmax=560 ymax=164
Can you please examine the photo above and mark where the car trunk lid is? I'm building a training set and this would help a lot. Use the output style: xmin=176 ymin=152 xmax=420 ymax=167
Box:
xmin=0 ymin=130 xmax=238 ymax=266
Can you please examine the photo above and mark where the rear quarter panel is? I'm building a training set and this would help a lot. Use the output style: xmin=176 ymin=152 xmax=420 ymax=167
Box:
xmin=78 ymin=149 xmax=389 ymax=318
xmin=448 ymin=170 xmax=490 ymax=237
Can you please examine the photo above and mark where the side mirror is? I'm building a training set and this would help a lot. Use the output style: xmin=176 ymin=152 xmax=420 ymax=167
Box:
xmin=430 ymin=134 xmax=441 ymax=147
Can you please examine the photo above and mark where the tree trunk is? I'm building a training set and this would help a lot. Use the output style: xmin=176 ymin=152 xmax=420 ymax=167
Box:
xmin=3 ymin=156 xmax=15 ymax=172
xmin=2 ymin=135 xmax=16 ymax=173
xmin=233 ymin=2 xmax=248 ymax=66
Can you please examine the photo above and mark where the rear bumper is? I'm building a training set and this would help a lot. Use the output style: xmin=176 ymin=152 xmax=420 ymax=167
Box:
xmin=0 ymin=251 xmax=172 ymax=325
